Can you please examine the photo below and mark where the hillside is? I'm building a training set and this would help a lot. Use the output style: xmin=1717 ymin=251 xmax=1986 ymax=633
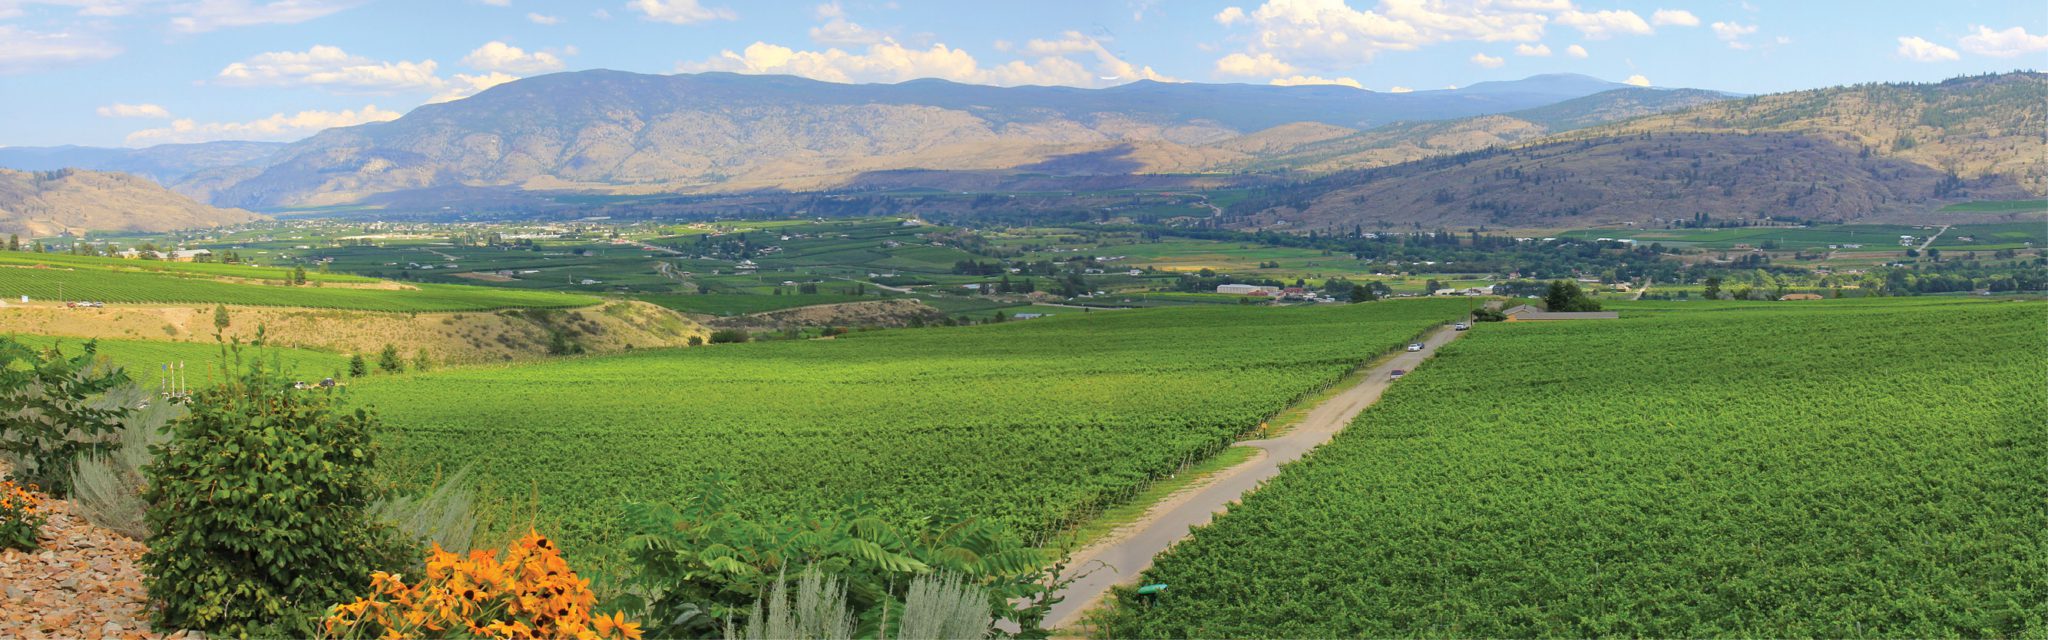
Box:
xmin=196 ymin=71 xmax=1682 ymax=208
xmin=1235 ymin=132 xmax=2032 ymax=230
xmin=0 ymin=168 xmax=262 ymax=237
xmin=0 ymin=141 xmax=284 ymax=187
xmin=1559 ymin=72 xmax=2048 ymax=194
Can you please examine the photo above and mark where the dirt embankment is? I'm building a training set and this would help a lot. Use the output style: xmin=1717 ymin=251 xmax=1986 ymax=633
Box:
xmin=704 ymin=298 xmax=946 ymax=331
xmin=0 ymin=300 xmax=706 ymax=364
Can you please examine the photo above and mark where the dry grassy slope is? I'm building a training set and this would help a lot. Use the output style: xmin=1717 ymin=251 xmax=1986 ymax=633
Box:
xmin=1555 ymin=73 xmax=2048 ymax=193
xmin=0 ymin=299 xmax=705 ymax=365
xmin=703 ymin=298 xmax=946 ymax=331
xmin=0 ymin=168 xmax=262 ymax=237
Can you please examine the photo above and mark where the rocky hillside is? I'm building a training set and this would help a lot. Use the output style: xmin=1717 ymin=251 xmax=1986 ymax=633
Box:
xmin=0 ymin=168 xmax=262 ymax=237
xmin=1557 ymin=72 xmax=2048 ymax=194
xmin=196 ymin=71 xmax=1690 ymax=208
xmin=1234 ymin=132 xmax=2033 ymax=230
xmin=0 ymin=141 xmax=284 ymax=189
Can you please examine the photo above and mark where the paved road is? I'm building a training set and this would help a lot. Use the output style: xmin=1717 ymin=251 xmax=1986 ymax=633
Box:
xmin=1040 ymin=323 xmax=1467 ymax=629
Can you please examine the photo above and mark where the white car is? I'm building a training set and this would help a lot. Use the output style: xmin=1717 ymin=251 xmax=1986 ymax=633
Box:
xmin=1406 ymin=343 xmax=1424 ymax=352
xmin=1453 ymin=323 xmax=1470 ymax=331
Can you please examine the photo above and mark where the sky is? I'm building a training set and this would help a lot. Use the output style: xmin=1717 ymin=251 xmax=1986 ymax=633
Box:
xmin=0 ymin=0 xmax=2042 ymax=148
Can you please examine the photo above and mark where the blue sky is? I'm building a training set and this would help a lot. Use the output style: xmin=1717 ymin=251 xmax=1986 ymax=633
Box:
xmin=1 ymin=0 xmax=2041 ymax=147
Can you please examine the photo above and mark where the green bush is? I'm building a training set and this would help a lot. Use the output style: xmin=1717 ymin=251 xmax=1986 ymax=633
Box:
xmin=0 ymin=338 xmax=136 ymax=496
xmin=707 ymin=329 xmax=750 ymax=344
xmin=140 ymin=355 xmax=401 ymax=636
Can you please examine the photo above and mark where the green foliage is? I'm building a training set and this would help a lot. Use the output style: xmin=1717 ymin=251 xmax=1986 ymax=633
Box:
xmin=140 ymin=354 xmax=402 ymax=636
xmin=1106 ymin=299 xmax=2048 ymax=637
xmin=348 ymin=354 xmax=368 ymax=378
xmin=369 ymin=464 xmax=479 ymax=557
xmin=0 ymin=338 xmax=137 ymax=496
xmin=707 ymin=329 xmax=751 ymax=344
xmin=0 ymin=261 xmax=595 ymax=312
xmin=376 ymin=344 xmax=404 ymax=373
xmin=619 ymin=478 xmax=1063 ymax=639
xmin=0 ymin=477 xmax=46 ymax=551
xmin=353 ymin=301 xmax=1474 ymax=564
xmin=1542 ymin=279 xmax=1602 ymax=312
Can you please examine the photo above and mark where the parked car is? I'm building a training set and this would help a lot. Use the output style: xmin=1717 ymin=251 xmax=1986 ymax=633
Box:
xmin=1453 ymin=323 xmax=1470 ymax=331
xmin=1389 ymin=369 xmax=1406 ymax=380
xmin=1406 ymin=343 xmax=1424 ymax=352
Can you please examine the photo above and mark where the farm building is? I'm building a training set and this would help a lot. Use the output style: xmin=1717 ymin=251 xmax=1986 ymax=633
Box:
xmin=1502 ymin=304 xmax=1619 ymax=321
xmin=1217 ymin=284 xmax=1279 ymax=296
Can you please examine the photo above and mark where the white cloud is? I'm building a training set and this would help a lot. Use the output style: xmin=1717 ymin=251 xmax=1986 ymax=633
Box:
xmin=1650 ymin=9 xmax=1698 ymax=27
xmin=680 ymin=32 xmax=1171 ymax=88
xmin=1711 ymin=21 xmax=1757 ymax=49
xmin=812 ymin=1 xmax=844 ymax=19
xmin=431 ymin=72 xmax=520 ymax=103
xmin=124 ymin=104 xmax=401 ymax=145
xmin=811 ymin=16 xmax=884 ymax=46
xmin=216 ymin=45 xmax=442 ymax=92
xmin=1210 ymin=0 xmax=1548 ymax=72
xmin=1556 ymin=9 xmax=1651 ymax=39
xmin=1386 ymin=85 xmax=1412 ymax=93
xmin=1470 ymin=52 xmax=1504 ymax=68
xmin=0 ymin=25 xmax=122 ymax=73
xmin=527 ymin=12 xmax=560 ymax=24
xmin=170 ymin=0 xmax=363 ymax=33
xmin=461 ymin=41 xmax=565 ymax=74
xmin=1958 ymin=25 xmax=2048 ymax=58
xmin=1895 ymin=36 xmax=1959 ymax=62
xmin=1624 ymin=74 xmax=1649 ymax=87
xmin=1514 ymin=43 xmax=1550 ymax=56
xmin=1214 ymin=51 xmax=1297 ymax=77
xmin=1565 ymin=43 xmax=1588 ymax=58
xmin=1270 ymin=74 xmax=1360 ymax=88
xmin=628 ymin=0 xmax=734 ymax=25
xmin=97 ymin=103 xmax=170 ymax=118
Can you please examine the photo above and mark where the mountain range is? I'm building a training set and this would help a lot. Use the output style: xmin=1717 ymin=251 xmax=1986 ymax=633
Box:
xmin=0 ymin=169 xmax=261 ymax=237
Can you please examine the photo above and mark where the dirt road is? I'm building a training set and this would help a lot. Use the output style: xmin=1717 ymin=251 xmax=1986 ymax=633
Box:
xmin=1040 ymin=323 xmax=1466 ymax=629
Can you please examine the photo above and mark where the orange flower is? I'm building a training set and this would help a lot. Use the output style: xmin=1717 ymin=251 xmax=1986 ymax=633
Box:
xmin=320 ymin=531 xmax=636 ymax=640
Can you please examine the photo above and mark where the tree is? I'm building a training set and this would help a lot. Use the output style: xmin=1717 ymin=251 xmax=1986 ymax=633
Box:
xmin=348 ymin=354 xmax=368 ymax=377
xmin=1424 ymin=279 xmax=1443 ymax=294
xmin=377 ymin=344 xmax=403 ymax=373
xmin=1543 ymin=280 xmax=1601 ymax=312
xmin=6 ymin=234 xmax=16 ymax=251
xmin=410 ymin=348 xmax=432 ymax=372
xmin=1703 ymin=277 xmax=1724 ymax=300
xmin=1349 ymin=283 xmax=1378 ymax=303
xmin=0 ymin=339 xmax=136 ymax=495
xmin=292 ymin=265 xmax=308 ymax=285
xmin=212 ymin=304 xmax=230 ymax=337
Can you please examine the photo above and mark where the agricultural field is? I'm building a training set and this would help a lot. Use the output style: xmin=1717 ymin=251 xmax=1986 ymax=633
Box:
xmin=1938 ymin=198 xmax=2048 ymax=213
xmin=0 ymin=263 xmax=597 ymax=312
xmin=348 ymin=299 xmax=1476 ymax=563
xmin=1106 ymin=297 xmax=2046 ymax=637
xmin=10 ymin=335 xmax=350 ymax=386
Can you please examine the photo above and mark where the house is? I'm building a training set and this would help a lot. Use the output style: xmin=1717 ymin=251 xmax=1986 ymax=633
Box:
xmin=1216 ymin=284 xmax=1277 ymax=296
xmin=1502 ymin=304 xmax=1619 ymax=321
xmin=1280 ymin=287 xmax=1312 ymax=300
xmin=1780 ymin=293 xmax=1823 ymax=300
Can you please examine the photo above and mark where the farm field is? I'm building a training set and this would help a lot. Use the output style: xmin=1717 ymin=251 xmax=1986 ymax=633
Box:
xmin=1938 ymin=198 xmax=2048 ymax=213
xmin=11 ymin=335 xmax=349 ymax=385
xmin=635 ymin=292 xmax=876 ymax=316
xmin=1105 ymin=297 xmax=2046 ymax=637
xmin=347 ymin=299 xmax=1476 ymax=562
xmin=0 ymin=264 xmax=598 ymax=311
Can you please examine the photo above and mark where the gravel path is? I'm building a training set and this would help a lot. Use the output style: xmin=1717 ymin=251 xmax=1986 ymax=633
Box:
xmin=0 ymin=465 xmax=188 ymax=639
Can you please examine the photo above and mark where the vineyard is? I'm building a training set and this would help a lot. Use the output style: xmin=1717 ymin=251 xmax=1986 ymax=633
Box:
xmin=349 ymin=299 xmax=1474 ymax=562
xmin=12 ymin=335 xmax=348 ymax=385
xmin=0 ymin=265 xmax=597 ymax=312
xmin=1104 ymin=298 xmax=2047 ymax=637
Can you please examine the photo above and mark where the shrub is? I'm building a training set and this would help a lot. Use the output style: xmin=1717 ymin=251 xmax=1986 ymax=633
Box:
xmin=707 ymin=329 xmax=750 ymax=344
xmin=69 ymin=384 xmax=180 ymax=539
xmin=0 ymin=338 xmax=136 ymax=496
xmin=141 ymin=356 xmax=401 ymax=636
xmin=320 ymin=532 xmax=643 ymax=639
xmin=0 ymin=478 xmax=47 ymax=551
xmin=370 ymin=464 xmax=479 ymax=558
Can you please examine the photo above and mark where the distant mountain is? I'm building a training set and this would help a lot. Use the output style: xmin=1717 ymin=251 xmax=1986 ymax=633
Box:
xmin=195 ymin=70 xmax=1681 ymax=208
xmin=0 ymin=141 xmax=285 ymax=188
xmin=0 ymin=168 xmax=262 ymax=237
xmin=1556 ymin=72 xmax=2048 ymax=193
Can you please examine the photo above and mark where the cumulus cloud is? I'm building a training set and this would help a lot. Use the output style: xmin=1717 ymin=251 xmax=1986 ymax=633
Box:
xmin=1209 ymin=0 xmax=1548 ymax=72
xmin=1020 ymin=31 xmax=1175 ymax=82
xmin=1624 ymin=74 xmax=1650 ymax=87
xmin=1556 ymin=9 xmax=1651 ymax=39
xmin=1650 ymin=9 xmax=1698 ymax=27
xmin=1270 ymin=74 xmax=1360 ymax=88
xmin=1895 ymin=36 xmax=1959 ymax=62
xmin=170 ymin=0 xmax=364 ymax=33
xmin=124 ymin=104 xmax=401 ymax=145
xmin=1386 ymin=85 xmax=1412 ymax=93
xmin=1711 ymin=21 xmax=1757 ymax=48
xmin=810 ymin=15 xmax=884 ymax=46
xmin=1215 ymin=51 xmax=1297 ymax=76
xmin=628 ymin=0 xmax=734 ymax=25
xmin=97 ymin=103 xmax=170 ymax=118
xmin=680 ymin=40 xmax=1028 ymax=86
xmin=461 ymin=41 xmax=565 ymax=73
xmin=1470 ymin=52 xmax=1505 ymax=68
xmin=431 ymin=72 xmax=520 ymax=103
xmin=0 ymin=25 xmax=122 ymax=73
xmin=1514 ymin=43 xmax=1550 ymax=56
xmin=1565 ymin=43 xmax=1588 ymax=58
xmin=527 ymin=12 xmax=560 ymax=24
xmin=1214 ymin=6 xmax=1244 ymax=25
xmin=1958 ymin=25 xmax=2048 ymax=58
xmin=216 ymin=45 xmax=442 ymax=92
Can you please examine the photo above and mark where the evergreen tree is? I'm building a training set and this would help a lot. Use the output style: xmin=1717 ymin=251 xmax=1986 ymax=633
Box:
xmin=377 ymin=344 xmax=403 ymax=373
